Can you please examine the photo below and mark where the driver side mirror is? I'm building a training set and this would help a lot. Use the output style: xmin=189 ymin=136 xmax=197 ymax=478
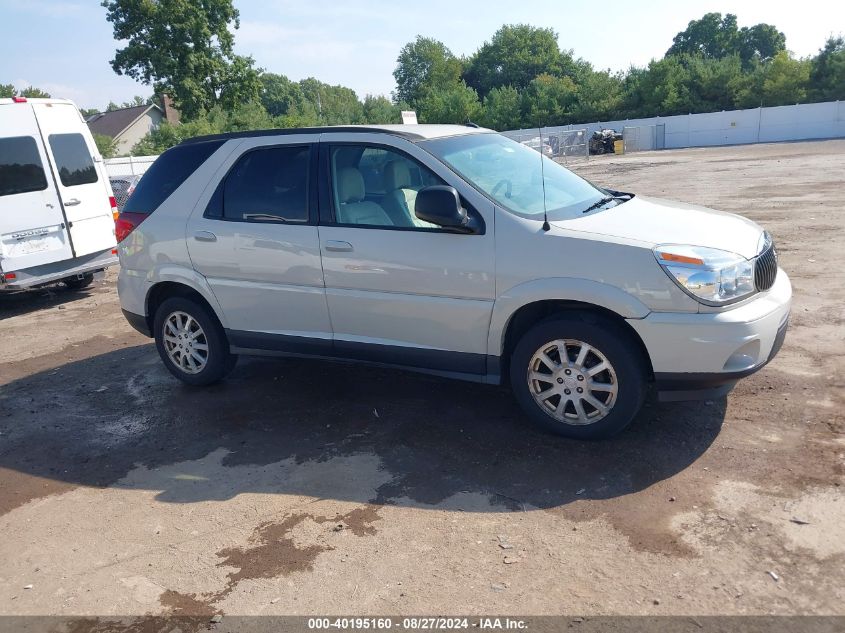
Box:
xmin=415 ymin=186 xmax=476 ymax=233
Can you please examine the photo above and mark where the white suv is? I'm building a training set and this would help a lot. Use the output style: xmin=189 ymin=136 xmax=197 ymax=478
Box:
xmin=117 ymin=125 xmax=790 ymax=439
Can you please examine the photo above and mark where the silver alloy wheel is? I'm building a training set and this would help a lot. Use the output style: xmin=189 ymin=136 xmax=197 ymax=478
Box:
xmin=527 ymin=338 xmax=618 ymax=426
xmin=162 ymin=311 xmax=209 ymax=375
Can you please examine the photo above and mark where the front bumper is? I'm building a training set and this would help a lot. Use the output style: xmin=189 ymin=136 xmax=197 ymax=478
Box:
xmin=628 ymin=269 xmax=791 ymax=401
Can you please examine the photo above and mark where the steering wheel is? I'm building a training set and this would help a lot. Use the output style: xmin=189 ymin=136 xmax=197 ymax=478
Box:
xmin=491 ymin=178 xmax=512 ymax=199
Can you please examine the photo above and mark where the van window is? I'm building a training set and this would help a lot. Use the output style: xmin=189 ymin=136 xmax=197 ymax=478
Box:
xmin=123 ymin=139 xmax=224 ymax=215
xmin=49 ymin=133 xmax=98 ymax=187
xmin=223 ymin=145 xmax=310 ymax=222
xmin=0 ymin=136 xmax=49 ymax=197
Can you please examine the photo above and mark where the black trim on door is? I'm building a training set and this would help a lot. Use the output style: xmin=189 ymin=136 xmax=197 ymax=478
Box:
xmin=225 ymin=329 xmax=489 ymax=378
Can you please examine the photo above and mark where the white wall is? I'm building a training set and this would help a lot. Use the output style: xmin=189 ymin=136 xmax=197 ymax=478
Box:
xmin=505 ymin=100 xmax=845 ymax=150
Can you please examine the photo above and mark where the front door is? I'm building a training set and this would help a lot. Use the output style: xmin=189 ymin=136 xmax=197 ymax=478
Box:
xmin=33 ymin=102 xmax=116 ymax=257
xmin=317 ymin=137 xmax=496 ymax=375
xmin=0 ymin=102 xmax=72 ymax=272
xmin=187 ymin=138 xmax=332 ymax=352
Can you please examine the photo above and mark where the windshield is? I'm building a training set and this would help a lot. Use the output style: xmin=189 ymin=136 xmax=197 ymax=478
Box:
xmin=420 ymin=133 xmax=609 ymax=221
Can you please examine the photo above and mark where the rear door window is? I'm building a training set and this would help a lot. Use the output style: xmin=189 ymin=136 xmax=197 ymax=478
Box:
xmin=0 ymin=136 xmax=49 ymax=197
xmin=222 ymin=145 xmax=310 ymax=223
xmin=48 ymin=133 xmax=98 ymax=186
xmin=123 ymin=139 xmax=224 ymax=215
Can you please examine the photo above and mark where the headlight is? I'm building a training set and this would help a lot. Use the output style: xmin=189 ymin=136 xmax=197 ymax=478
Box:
xmin=653 ymin=245 xmax=756 ymax=305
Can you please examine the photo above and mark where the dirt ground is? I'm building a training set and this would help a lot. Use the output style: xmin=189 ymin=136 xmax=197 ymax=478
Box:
xmin=0 ymin=140 xmax=843 ymax=620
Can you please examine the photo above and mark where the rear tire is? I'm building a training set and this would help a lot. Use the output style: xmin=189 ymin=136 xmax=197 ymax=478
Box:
xmin=509 ymin=314 xmax=647 ymax=440
xmin=63 ymin=273 xmax=94 ymax=290
xmin=153 ymin=297 xmax=237 ymax=386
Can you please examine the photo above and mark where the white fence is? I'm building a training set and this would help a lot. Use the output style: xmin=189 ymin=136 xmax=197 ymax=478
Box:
xmin=104 ymin=155 xmax=158 ymax=209
xmin=504 ymin=100 xmax=845 ymax=152
xmin=104 ymin=155 xmax=158 ymax=178
xmin=501 ymin=128 xmax=589 ymax=163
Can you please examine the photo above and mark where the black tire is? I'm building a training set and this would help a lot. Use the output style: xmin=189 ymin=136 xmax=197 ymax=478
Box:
xmin=153 ymin=296 xmax=237 ymax=386
xmin=509 ymin=313 xmax=647 ymax=440
xmin=63 ymin=273 xmax=94 ymax=290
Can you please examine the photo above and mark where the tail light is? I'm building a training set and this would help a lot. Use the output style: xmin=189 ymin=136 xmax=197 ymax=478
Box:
xmin=115 ymin=212 xmax=148 ymax=243
xmin=12 ymin=96 xmax=27 ymax=103
xmin=109 ymin=196 xmax=118 ymax=220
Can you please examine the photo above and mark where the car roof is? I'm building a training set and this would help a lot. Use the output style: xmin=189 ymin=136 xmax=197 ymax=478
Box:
xmin=179 ymin=124 xmax=494 ymax=145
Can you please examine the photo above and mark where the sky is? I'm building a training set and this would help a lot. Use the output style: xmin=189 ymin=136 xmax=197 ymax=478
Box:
xmin=0 ymin=0 xmax=842 ymax=111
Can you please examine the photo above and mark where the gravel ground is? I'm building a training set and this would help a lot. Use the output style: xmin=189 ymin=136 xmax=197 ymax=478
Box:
xmin=0 ymin=139 xmax=842 ymax=620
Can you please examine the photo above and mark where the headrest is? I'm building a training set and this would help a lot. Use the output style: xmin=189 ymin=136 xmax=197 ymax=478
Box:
xmin=384 ymin=160 xmax=411 ymax=191
xmin=337 ymin=167 xmax=365 ymax=203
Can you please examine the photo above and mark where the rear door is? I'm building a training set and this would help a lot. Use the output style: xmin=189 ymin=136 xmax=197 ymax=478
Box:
xmin=33 ymin=102 xmax=116 ymax=257
xmin=0 ymin=102 xmax=73 ymax=272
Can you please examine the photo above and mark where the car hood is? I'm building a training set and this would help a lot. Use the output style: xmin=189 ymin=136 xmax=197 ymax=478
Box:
xmin=552 ymin=195 xmax=764 ymax=259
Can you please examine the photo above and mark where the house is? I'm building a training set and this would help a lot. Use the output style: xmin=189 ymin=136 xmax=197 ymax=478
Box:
xmin=86 ymin=96 xmax=179 ymax=155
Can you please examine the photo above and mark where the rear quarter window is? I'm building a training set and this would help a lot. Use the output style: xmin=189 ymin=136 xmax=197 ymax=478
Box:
xmin=0 ymin=136 xmax=49 ymax=197
xmin=49 ymin=133 xmax=98 ymax=186
xmin=123 ymin=140 xmax=224 ymax=215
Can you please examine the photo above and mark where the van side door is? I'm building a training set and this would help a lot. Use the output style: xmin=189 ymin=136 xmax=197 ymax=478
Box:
xmin=33 ymin=102 xmax=116 ymax=257
xmin=0 ymin=102 xmax=72 ymax=272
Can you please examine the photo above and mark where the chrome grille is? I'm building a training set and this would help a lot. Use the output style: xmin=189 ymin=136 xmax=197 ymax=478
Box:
xmin=754 ymin=240 xmax=778 ymax=291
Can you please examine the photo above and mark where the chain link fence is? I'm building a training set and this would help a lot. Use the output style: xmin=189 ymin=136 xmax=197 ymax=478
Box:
xmin=104 ymin=155 xmax=158 ymax=210
xmin=501 ymin=129 xmax=589 ymax=164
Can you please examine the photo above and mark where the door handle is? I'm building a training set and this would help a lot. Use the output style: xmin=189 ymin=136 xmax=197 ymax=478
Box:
xmin=324 ymin=240 xmax=353 ymax=252
xmin=194 ymin=231 xmax=217 ymax=242
xmin=64 ymin=198 xmax=81 ymax=206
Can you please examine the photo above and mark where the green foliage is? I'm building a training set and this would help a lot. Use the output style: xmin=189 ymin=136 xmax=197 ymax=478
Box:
xmin=93 ymin=133 xmax=117 ymax=158
xmin=106 ymin=95 xmax=151 ymax=111
xmin=393 ymin=36 xmax=462 ymax=106
xmin=417 ymin=82 xmax=481 ymax=124
xmin=362 ymin=95 xmax=401 ymax=124
xmin=522 ymin=74 xmax=578 ymax=126
xmin=667 ymin=13 xmax=785 ymax=66
xmin=464 ymin=25 xmax=566 ymax=97
xmin=0 ymin=84 xmax=52 ymax=98
xmin=479 ymin=86 xmax=523 ymax=130
xmin=102 ymin=0 xmax=260 ymax=119
xmin=809 ymin=37 xmax=845 ymax=101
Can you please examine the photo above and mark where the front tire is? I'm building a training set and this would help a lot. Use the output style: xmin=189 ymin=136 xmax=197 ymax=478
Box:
xmin=510 ymin=314 xmax=647 ymax=440
xmin=153 ymin=297 xmax=236 ymax=386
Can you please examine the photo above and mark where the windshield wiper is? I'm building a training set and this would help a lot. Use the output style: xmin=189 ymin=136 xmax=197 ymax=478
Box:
xmin=581 ymin=196 xmax=615 ymax=214
xmin=243 ymin=213 xmax=288 ymax=223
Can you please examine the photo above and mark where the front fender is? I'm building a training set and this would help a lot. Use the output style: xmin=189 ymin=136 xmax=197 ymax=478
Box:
xmin=487 ymin=277 xmax=652 ymax=356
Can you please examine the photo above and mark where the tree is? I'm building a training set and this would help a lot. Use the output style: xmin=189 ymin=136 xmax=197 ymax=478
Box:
xmin=0 ymin=84 xmax=51 ymax=98
xmin=464 ymin=25 xmax=565 ymax=97
xmin=362 ymin=95 xmax=400 ymax=124
xmin=393 ymin=36 xmax=462 ymax=106
xmin=299 ymin=78 xmax=365 ymax=125
xmin=572 ymin=70 xmax=624 ymax=122
xmin=93 ymin=133 xmax=117 ymax=158
xmin=479 ymin=86 xmax=523 ymax=130
xmin=102 ymin=0 xmax=260 ymax=119
xmin=106 ymin=95 xmax=149 ymax=111
xmin=522 ymin=74 xmax=578 ymax=126
xmin=260 ymin=73 xmax=306 ymax=117
xmin=417 ymin=81 xmax=481 ymax=124
xmin=809 ymin=36 xmax=845 ymax=101
xmin=760 ymin=51 xmax=810 ymax=106
xmin=667 ymin=13 xmax=784 ymax=66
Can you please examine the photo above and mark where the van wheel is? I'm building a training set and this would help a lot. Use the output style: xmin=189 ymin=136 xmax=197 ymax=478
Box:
xmin=153 ymin=297 xmax=237 ymax=386
xmin=63 ymin=273 xmax=94 ymax=290
xmin=510 ymin=315 xmax=647 ymax=440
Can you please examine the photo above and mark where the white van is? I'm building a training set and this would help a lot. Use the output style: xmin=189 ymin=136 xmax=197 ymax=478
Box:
xmin=0 ymin=97 xmax=118 ymax=291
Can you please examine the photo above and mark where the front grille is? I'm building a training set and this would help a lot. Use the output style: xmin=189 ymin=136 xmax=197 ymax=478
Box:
xmin=754 ymin=240 xmax=778 ymax=291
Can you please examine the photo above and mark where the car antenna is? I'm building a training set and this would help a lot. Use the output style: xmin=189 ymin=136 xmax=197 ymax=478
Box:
xmin=538 ymin=122 xmax=550 ymax=232
xmin=465 ymin=119 xmax=480 ymax=128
